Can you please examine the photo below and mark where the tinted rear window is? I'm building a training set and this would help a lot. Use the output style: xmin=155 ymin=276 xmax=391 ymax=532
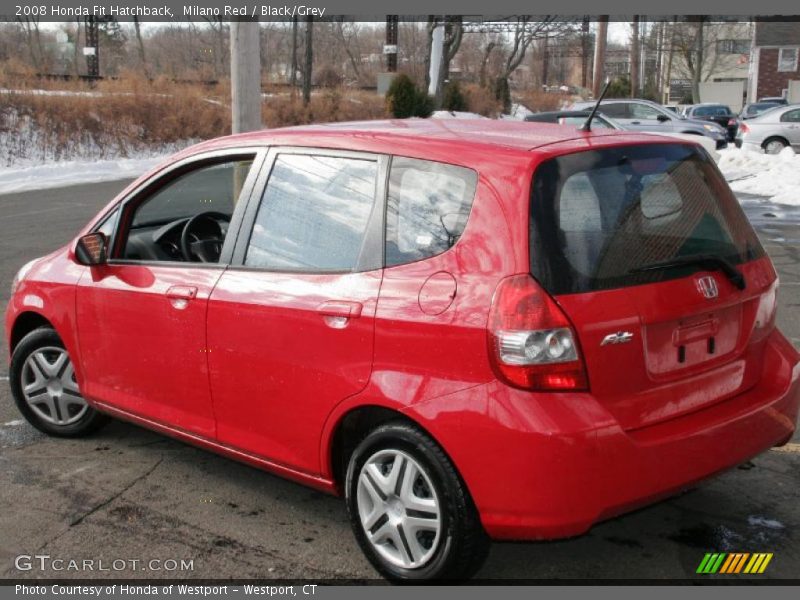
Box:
xmin=530 ymin=144 xmax=764 ymax=294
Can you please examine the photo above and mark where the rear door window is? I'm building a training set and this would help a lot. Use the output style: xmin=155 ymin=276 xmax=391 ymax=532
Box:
xmin=245 ymin=154 xmax=378 ymax=272
xmin=385 ymin=157 xmax=478 ymax=267
xmin=599 ymin=103 xmax=630 ymax=119
xmin=530 ymin=144 xmax=764 ymax=294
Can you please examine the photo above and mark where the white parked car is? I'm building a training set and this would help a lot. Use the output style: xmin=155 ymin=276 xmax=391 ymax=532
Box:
xmin=736 ymin=104 xmax=800 ymax=154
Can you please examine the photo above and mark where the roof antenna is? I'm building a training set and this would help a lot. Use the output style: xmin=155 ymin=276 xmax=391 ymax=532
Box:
xmin=579 ymin=78 xmax=611 ymax=132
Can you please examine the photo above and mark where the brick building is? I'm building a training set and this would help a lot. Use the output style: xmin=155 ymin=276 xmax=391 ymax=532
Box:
xmin=748 ymin=22 xmax=800 ymax=102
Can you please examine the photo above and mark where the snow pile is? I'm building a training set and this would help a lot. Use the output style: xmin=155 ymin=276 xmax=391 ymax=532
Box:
xmin=718 ymin=146 xmax=800 ymax=206
xmin=431 ymin=110 xmax=489 ymax=119
xmin=0 ymin=155 xmax=169 ymax=194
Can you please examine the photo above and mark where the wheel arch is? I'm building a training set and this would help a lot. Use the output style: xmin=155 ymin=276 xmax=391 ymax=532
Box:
xmin=762 ymin=135 xmax=790 ymax=150
xmin=10 ymin=311 xmax=54 ymax=354
xmin=324 ymin=402 xmax=465 ymax=496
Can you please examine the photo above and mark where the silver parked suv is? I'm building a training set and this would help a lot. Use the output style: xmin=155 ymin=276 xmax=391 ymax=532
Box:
xmin=571 ymin=98 xmax=729 ymax=148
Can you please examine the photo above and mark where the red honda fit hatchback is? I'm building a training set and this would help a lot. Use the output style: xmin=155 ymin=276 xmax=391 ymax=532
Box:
xmin=6 ymin=120 xmax=800 ymax=580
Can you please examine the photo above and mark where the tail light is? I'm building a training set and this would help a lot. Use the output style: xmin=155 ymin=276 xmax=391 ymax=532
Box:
xmin=728 ymin=118 xmax=737 ymax=127
xmin=487 ymin=274 xmax=588 ymax=391
xmin=739 ymin=122 xmax=750 ymax=134
xmin=754 ymin=279 xmax=779 ymax=335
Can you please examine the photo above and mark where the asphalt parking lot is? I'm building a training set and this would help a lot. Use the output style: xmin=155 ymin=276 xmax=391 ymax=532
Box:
xmin=1 ymin=181 xmax=799 ymax=580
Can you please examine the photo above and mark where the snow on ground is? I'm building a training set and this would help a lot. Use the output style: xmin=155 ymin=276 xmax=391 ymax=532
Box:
xmin=0 ymin=155 xmax=170 ymax=194
xmin=431 ymin=110 xmax=488 ymax=119
xmin=718 ymin=146 xmax=800 ymax=206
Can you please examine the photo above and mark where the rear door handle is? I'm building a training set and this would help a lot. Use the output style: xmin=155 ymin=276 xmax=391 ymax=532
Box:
xmin=317 ymin=301 xmax=363 ymax=318
xmin=167 ymin=285 xmax=198 ymax=300
xmin=166 ymin=285 xmax=198 ymax=309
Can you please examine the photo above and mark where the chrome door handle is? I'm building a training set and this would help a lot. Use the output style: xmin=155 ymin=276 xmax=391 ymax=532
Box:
xmin=166 ymin=285 xmax=198 ymax=309
xmin=317 ymin=301 xmax=363 ymax=318
xmin=317 ymin=301 xmax=363 ymax=329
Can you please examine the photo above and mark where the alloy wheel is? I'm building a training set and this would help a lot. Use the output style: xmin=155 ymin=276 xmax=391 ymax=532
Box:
xmin=20 ymin=347 xmax=88 ymax=426
xmin=356 ymin=449 xmax=442 ymax=569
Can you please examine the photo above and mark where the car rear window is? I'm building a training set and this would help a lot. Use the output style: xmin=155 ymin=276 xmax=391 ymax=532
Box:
xmin=385 ymin=157 xmax=478 ymax=267
xmin=529 ymin=144 xmax=765 ymax=294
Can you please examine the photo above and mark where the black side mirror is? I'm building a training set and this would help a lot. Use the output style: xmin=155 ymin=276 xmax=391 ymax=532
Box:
xmin=657 ymin=114 xmax=671 ymax=122
xmin=75 ymin=232 xmax=108 ymax=266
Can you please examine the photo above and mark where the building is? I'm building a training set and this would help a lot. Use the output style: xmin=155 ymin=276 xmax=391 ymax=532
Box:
xmin=748 ymin=22 xmax=800 ymax=102
xmin=668 ymin=21 xmax=753 ymax=104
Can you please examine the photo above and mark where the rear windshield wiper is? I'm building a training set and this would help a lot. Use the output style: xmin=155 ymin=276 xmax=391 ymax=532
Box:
xmin=629 ymin=254 xmax=746 ymax=290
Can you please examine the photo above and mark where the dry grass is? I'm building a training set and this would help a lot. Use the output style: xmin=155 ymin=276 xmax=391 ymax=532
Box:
xmin=460 ymin=84 xmax=502 ymax=117
xmin=0 ymin=74 xmax=388 ymax=164
xmin=262 ymin=88 xmax=387 ymax=128
xmin=518 ymin=89 xmax=568 ymax=113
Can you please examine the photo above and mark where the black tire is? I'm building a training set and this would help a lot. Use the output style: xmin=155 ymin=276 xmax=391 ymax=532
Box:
xmin=345 ymin=421 xmax=490 ymax=581
xmin=762 ymin=136 xmax=789 ymax=154
xmin=9 ymin=327 xmax=108 ymax=437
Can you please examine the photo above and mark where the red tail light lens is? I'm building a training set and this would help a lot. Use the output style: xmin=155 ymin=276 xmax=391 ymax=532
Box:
xmin=487 ymin=275 xmax=588 ymax=391
xmin=728 ymin=118 xmax=737 ymax=126
xmin=739 ymin=123 xmax=749 ymax=134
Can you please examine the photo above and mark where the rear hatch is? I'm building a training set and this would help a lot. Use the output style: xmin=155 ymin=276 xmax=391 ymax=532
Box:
xmin=530 ymin=142 xmax=777 ymax=431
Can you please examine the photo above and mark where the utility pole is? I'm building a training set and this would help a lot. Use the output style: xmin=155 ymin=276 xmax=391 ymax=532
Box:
xmin=230 ymin=19 xmax=262 ymax=134
xmin=541 ymin=33 xmax=549 ymax=88
xmin=581 ymin=16 xmax=590 ymax=89
xmin=592 ymin=16 xmax=608 ymax=97
xmin=427 ymin=21 xmax=443 ymax=97
xmin=385 ymin=15 xmax=398 ymax=72
xmin=630 ymin=16 xmax=640 ymax=98
xmin=83 ymin=16 xmax=99 ymax=78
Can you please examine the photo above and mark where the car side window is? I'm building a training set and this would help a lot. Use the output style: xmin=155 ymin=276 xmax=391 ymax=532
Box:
xmin=630 ymin=104 xmax=662 ymax=120
xmin=385 ymin=157 xmax=478 ymax=267
xmin=118 ymin=157 xmax=255 ymax=263
xmin=600 ymin=103 xmax=629 ymax=119
xmin=245 ymin=154 xmax=378 ymax=272
xmin=780 ymin=109 xmax=800 ymax=123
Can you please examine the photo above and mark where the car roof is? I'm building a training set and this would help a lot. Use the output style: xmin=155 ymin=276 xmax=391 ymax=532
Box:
xmin=172 ymin=118 xmax=672 ymax=161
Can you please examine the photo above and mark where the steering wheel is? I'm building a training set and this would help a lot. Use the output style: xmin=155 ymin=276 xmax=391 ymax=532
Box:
xmin=180 ymin=211 xmax=230 ymax=263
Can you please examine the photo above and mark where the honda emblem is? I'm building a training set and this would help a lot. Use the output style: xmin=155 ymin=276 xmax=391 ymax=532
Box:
xmin=696 ymin=275 xmax=719 ymax=299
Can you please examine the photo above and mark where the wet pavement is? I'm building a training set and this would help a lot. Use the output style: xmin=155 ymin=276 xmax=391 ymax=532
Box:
xmin=0 ymin=180 xmax=798 ymax=580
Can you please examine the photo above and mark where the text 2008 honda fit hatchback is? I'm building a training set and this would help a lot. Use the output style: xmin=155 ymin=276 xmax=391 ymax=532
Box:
xmin=6 ymin=120 xmax=799 ymax=580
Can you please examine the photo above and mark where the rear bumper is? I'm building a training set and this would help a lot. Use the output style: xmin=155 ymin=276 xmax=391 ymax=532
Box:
xmin=408 ymin=330 xmax=799 ymax=541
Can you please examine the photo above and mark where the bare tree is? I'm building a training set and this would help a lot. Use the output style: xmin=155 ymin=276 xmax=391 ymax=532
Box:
xmin=334 ymin=20 xmax=363 ymax=84
xmin=290 ymin=16 xmax=298 ymax=88
xmin=18 ymin=17 xmax=44 ymax=71
xmin=302 ymin=17 xmax=313 ymax=105
xmin=133 ymin=17 xmax=149 ymax=77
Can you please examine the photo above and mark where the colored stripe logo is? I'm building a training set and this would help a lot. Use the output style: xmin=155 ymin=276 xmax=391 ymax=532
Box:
xmin=697 ymin=553 xmax=773 ymax=574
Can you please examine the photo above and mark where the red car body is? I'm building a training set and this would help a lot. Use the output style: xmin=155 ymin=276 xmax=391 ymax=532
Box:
xmin=6 ymin=120 xmax=800 ymax=541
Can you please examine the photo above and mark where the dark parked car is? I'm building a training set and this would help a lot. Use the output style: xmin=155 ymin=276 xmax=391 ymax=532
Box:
xmin=740 ymin=102 xmax=782 ymax=120
xmin=759 ymin=97 xmax=788 ymax=105
xmin=682 ymin=104 xmax=739 ymax=140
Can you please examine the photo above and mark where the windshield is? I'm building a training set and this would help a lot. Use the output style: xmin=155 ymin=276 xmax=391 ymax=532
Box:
xmin=529 ymin=144 xmax=764 ymax=294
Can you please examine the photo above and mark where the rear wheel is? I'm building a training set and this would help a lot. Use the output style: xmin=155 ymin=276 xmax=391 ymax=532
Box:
xmin=10 ymin=328 xmax=108 ymax=437
xmin=345 ymin=422 xmax=489 ymax=581
xmin=762 ymin=137 xmax=788 ymax=154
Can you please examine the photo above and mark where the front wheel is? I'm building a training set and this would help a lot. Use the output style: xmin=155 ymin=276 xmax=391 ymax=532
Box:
xmin=9 ymin=328 xmax=108 ymax=437
xmin=345 ymin=422 xmax=489 ymax=581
